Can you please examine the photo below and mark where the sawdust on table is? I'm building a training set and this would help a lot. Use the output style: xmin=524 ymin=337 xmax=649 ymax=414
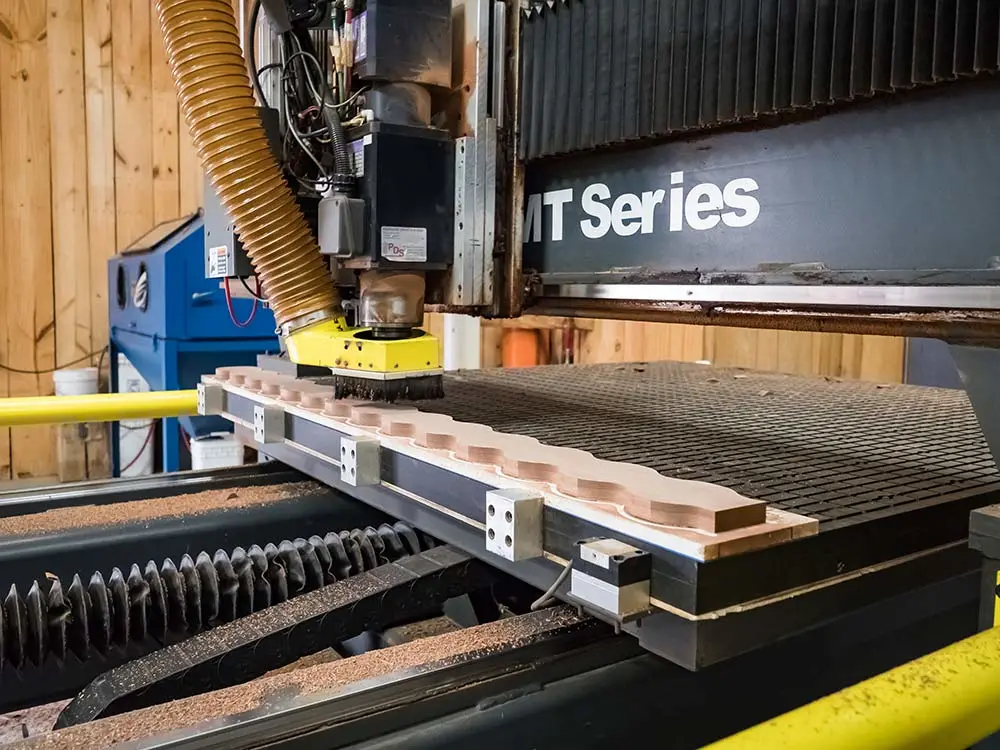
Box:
xmin=19 ymin=607 xmax=584 ymax=749
xmin=0 ymin=481 xmax=325 ymax=538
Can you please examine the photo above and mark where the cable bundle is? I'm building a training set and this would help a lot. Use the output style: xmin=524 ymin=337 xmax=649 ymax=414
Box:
xmin=0 ymin=522 xmax=433 ymax=670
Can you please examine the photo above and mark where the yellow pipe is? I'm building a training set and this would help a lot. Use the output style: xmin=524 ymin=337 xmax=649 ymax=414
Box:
xmin=705 ymin=625 xmax=1000 ymax=750
xmin=0 ymin=391 xmax=199 ymax=427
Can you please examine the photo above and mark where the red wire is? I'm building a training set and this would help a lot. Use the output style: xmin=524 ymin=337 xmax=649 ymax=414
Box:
xmin=179 ymin=425 xmax=191 ymax=453
xmin=121 ymin=424 xmax=155 ymax=474
xmin=224 ymin=277 xmax=259 ymax=328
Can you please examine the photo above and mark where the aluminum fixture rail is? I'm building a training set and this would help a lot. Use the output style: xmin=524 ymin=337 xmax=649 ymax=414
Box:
xmin=0 ymin=390 xmax=198 ymax=426
xmin=544 ymin=284 xmax=1000 ymax=310
xmin=706 ymin=626 xmax=1000 ymax=749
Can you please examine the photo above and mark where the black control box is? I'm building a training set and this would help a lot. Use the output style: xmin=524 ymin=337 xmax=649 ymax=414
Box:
xmin=353 ymin=0 xmax=452 ymax=89
xmin=345 ymin=121 xmax=454 ymax=272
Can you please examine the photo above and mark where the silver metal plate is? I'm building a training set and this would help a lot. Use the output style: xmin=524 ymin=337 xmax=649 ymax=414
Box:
xmin=544 ymin=284 xmax=1000 ymax=311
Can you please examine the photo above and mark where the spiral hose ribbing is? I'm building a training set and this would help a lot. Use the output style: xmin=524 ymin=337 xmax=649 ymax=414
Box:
xmin=154 ymin=0 xmax=338 ymax=329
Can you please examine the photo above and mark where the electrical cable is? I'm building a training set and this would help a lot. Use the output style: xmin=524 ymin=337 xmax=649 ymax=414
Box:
xmin=530 ymin=560 xmax=573 ymax=611
xmin=0 ymin=347 xmax=108 ymax=375
xmin=121 ymin=423 xmax=155 ymax=475
xmin=223 ymin=276 xmax=261 ymax=328
xmin=247 ymin=0 xmax=266 ymax=106
xmin=254 ymin=63 xmax=283 ymax=108
xmin=238 ymin=275 xmax=267 ymax=301
xmin=334 ymin=86 xmax=367 ymax=110
xmin=286 ymin=46 xmax=328 ymax=109
xmin=285 ymin=103 xmax=330 ymax=186
xmin=95 ymin=346 xmax=107 ymax=393
xmin=287 ymin=34 xmax=353 ymax=179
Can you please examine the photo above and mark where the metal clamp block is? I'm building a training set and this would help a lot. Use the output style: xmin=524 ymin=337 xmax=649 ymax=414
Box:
xmin=252 ymin=405 xmax=284 ymax=445
xmin=570 ymin=538 xmax=651 ymax=621
xmin=197 ymin=383 xmax=224 ymax=416
xmin=485 ymin=488 xmax=544 ymax=562
xmin=340 ymin=436 xmax=380 ymax=487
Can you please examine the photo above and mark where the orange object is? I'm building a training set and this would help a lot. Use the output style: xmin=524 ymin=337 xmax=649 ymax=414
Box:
xmin=502 ymin=329 xmax=540 ymax=368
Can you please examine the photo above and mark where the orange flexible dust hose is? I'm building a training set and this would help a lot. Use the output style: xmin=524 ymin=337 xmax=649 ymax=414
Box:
xmin=154 ymin=0 xmax=338 ymax=330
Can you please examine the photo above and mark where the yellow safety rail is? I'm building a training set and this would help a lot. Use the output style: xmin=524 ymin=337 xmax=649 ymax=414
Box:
xmin=705 ymin=625 xmax=1000 ymax=749
xmin=0 ymin=390 xmax=199 ymax=427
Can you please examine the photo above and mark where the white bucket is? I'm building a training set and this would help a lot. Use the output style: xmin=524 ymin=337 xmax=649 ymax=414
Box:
xmin=191 ymin=433 xmax=244 ymax=471
xmin=117 ymin=354 xmax=154 ymax=477
xmin=53 ymin=367 xmax=98 ymax=396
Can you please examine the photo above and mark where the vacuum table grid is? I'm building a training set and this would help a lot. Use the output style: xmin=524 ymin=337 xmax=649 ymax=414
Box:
xmin=414 ymin=362 xmax=999 ymax=529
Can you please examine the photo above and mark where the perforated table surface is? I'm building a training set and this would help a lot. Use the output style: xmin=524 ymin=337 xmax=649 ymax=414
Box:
xmin=416 ymin=362 xmax=1000 ymax=530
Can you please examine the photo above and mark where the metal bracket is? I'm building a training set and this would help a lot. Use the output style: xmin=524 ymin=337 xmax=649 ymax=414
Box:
xmin=448 ymin=0 xmax=497 ymax=307
xmin=252 ymin=405 xmax=284 ymax=445
xmin=569 ymin=538 xmax=652 ymax=622
xmin=340 ymin=436 xmax=380 ymax=487
xmin=197 ymin=383 xmax=224 ymax=416
xmin=484 ymin=488 xmax=544 ymax=562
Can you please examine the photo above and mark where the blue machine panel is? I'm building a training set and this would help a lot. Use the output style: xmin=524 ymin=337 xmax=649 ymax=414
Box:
xmin=108 ymin=214 xmax=278 ymax=472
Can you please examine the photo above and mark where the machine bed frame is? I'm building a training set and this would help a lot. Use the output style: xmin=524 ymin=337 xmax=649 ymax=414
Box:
xmin=206 ymin=361 xmax=996 ymax=668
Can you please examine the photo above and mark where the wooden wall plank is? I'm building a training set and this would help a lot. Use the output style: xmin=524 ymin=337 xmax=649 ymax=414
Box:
xmin=708 ymin=327 xmax=758 ymax=369
xmin=178 ymin=119 xmax=203 ymax=216
xmin=480 ymin=324 xmax=503 ymax=368
xmin=686 ymin=325 xmax=902 ymax=382
xmin=680 ymin=324 xmax=705 ymax=362
xmin=112 ymin=0 xmax=153 ymax=249
xmin=49 ymin=0 xmax=98 ymax=482
xmin=83 ymin=0 xmax=115 ymax=358
xmin=775 ymin=331 xmax=814 ymax=376
xmin=840 ymin=334 xmax=864 ymax=380
xmin=150 ymin=6 xmax=179 ymax=224
xmin=620 ymin=322 xmax=646 ymax=361
xmin=581 ymin=320 xmax=627 ymax=363
xmin=0 ymin=4 xmax=8 ymax=480
xmin=422 ymin=312 xmax=446 ymax=364
xmin=856 ymin=335 xmax=905 ymax=382
xmin=812 ymin=333 xmax=843 ymax=377
xmin=0 ymin=1 xmax=56 ymax=478
xmin=49 ymin=0 xmax=92 ymax=368
xmin=170 ymin=7 xmax=202 ymax=219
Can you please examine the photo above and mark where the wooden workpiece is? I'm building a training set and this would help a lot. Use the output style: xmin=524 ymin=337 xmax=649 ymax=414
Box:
xmin=211 ymin=366 xmax=817 ymax=559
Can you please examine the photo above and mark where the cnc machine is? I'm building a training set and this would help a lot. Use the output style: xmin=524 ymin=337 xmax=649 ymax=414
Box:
xmin=4 ymin=1 xmax=1000 ymax=747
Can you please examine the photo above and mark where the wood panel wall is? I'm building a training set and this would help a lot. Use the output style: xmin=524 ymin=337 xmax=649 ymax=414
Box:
xmin=582 ymin=322 xmax=905 ymax=382
xmin=0 ymin=0 xmax=203 ymax=481
xmin=0 ymin=0 xmax=904 ymax=481
xmin=424 ymin=315 xmax=905 ymax=382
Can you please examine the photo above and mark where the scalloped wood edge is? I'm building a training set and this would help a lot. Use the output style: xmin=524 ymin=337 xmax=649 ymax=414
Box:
xmin=210 ymin=367 xmax=818 ymax=558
